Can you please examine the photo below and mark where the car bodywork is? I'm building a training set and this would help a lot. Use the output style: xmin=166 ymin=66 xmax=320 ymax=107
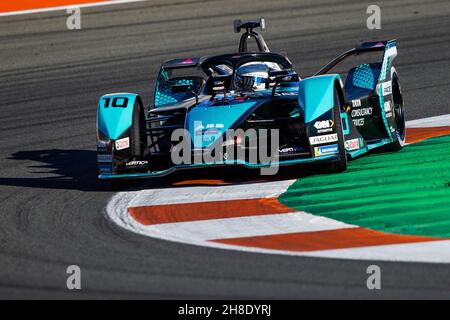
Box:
xmin=96 ymin=19 xmax=404 ymax=179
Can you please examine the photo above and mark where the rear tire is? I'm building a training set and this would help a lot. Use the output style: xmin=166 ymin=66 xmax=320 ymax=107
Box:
xmin=385 ymin=69 xmax=405 ymax=151
xmin=318 ymin=86 xmax=347 ymax=173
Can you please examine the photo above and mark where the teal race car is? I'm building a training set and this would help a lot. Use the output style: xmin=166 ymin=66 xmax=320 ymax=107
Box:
xmin=96 ymin=19 xmax=405 ymax=179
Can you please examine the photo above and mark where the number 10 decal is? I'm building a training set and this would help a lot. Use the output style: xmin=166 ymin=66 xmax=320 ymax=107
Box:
xmin=103 ymin=97 xmax=129 ymax=108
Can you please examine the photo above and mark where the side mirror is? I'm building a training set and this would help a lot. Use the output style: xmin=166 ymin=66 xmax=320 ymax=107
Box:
xmin=267 ymin=70 xmax=298 ymax=96
xmin=267 ymin=70 xmax=290 ymax=85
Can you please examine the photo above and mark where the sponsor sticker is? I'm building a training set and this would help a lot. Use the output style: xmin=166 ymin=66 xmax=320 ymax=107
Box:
xmin=386 ymin=46 xmax=397 ymax=59
xmin=97 ymin=140 xmax=109 ymax=148
xmin=353 ymin=118 xmax=364 ymax=126
xmin=314 ymin=120 xmax=334 ymax=133
xmin=351 ymin=107 xmax=373 ymax=117
xmin=115 ymin=137 xmax=130 ymax=151
xmin=384 ymin=100 xmax=392 ymax=112
xmin=345 ymin=138 xmax=360 ymax=151
xmin=314 ymin=144 xmax=339 ymax=156
xmin=279 ymin=146 xmax=303 ymax=154
xmin=352 ymin=99 xmax=362 ymax=107
xmin=97 ymin=154 xmax=112 ymax=163
xmin=125 ymin=160 xmax=148 ymax=167
xmin=309 ymin=133 xmax=338 ymax=145
xmin=382 ymin=81 xmax=392 ymax=96
xmin=99 ymin=165 xmax=112 ymax=174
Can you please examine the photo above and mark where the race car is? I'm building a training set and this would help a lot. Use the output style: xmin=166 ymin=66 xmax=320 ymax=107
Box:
xmin=96 ymin=18 xmax=405 ymax=179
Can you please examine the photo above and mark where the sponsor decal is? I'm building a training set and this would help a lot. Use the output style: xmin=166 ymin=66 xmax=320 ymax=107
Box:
xmin=125 ymin=160 xmax=148 ymax=167
xmin=99 ymin=165 xmax=112 ymax=174
xmin=279 ymin=146 xmax=303 ymax=154
xmin=345 ymin=138 xmax=360 ymax=151
xmin=206 ymin=123 xmax=224 ymax=129
xmin=314 ymin=120 xmax=334 ymax=133
xmin=309 ymin=133 xmax=338 ymax=145
xmin=382 ymin=81 xmax=392 ymax=96
xmin=97 ymin=140 xmax=110 ymax=152
xmin=97 ymin=154 xmax=112 ymax=163
xmin=352 ymin=99 xmax=362 ymax=107
xmin=203 ymin=129 xmax=220 ymax=135
xmin=196 ymin=124 xmax=224 ymax=136
xmin=384 ymin=100 xmax=392 ymax=112
xmin=386 ymin=112 xmax=393 ymax=118
xmin=353 ymin=118 xmax=365 ymax=126
xmin=115 ymin=137 xmax=130 ymax=151
xmin=314 ymin=144 xmax=339 ymax=156
xmin=386 ymin=46 xmax=397 ymax=59
xmin=97 ymin=140 xmax=109 ymax=148
xmin=351 ymin=107 xmax=373 ymax=118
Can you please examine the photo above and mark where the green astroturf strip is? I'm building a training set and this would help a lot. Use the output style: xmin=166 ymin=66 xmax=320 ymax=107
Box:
xmin=278 ymin=135 xmax=450 ymax=238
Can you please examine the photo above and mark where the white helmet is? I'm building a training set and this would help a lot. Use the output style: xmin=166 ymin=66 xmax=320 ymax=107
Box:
xmin=235 ymin=62 xmax=270 ymax=91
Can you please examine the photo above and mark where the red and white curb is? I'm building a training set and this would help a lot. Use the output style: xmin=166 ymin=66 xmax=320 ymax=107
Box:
xmin=0 ymin=0 xmax=148 ymax=17
xmin=106 ymin=114 xmax=450 ymax=263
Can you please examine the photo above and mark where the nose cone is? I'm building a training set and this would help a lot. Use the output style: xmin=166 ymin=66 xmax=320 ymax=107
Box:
xmin=186 ymin=100 xmax=258 ymax=148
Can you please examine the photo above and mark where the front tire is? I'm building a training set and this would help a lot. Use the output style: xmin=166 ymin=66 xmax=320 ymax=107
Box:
xmin=319 ymin=86 xmax=347 ymax=173
xmin=385 ymin=69 xmax=405 ymax=151
xmin=130 ymin=98 xmax=148 ymax=158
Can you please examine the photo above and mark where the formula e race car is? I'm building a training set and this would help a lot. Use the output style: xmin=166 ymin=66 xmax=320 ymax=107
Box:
xmin=96 ymin=18 xmax=405 ymax=179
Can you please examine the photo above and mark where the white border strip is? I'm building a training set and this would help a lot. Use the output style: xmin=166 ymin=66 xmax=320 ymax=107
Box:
xmin=406 ymin=114 xmax=450 ymax=128
xmin=107 ymin=191 xmax=450 ymax=263
xmin=140 ymin=212 xmax=356 ymax=242
xmin=0 ymin=0 xmax=149 ymax=17
xmin=129 ymin=180 xmax=295 ymax=207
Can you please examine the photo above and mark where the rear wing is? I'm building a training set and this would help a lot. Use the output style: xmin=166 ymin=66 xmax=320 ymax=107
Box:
xmin=162 ymin=57 xmax=200 ymax=69
xmin=315 ymin=40 xmax=397 ymax=76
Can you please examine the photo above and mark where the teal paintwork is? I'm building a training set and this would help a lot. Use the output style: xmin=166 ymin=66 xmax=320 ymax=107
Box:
xmin=341 ymin=112 xmax=350 ymax=135
xmin=97 ymin=93 xmax=139 ymax=140
xmin=186 ymin=100 xmax=259 ymax=148
xmin=298 ymin=74 xmax=341 ymax=123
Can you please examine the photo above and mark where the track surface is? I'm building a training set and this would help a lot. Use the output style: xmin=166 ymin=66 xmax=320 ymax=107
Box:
xmin=1 ymin=0 xmax=450 ymax=299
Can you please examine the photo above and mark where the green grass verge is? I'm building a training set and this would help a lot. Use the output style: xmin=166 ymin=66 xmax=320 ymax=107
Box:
xmin=278 ymin=135 xmax=450 ymax=238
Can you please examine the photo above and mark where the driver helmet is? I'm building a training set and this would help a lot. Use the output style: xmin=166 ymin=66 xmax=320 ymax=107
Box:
xmin=235 ymin=62 xmax=270 ymax=91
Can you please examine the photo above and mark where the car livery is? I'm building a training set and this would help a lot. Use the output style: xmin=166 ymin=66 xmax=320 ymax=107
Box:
xmin=96 ymin=19 xmax=405 ymax=180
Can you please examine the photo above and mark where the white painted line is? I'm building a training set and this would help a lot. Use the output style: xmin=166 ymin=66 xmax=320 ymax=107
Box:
xmin=129 ymin=180 xmax=295 ymax=207
xmin=300 ymin=240 xmax=450 ymax=263
xmin=0 ymin=0 xmax=149 ymax=17
xmin=143 ymin=212 xmax=356 ymax=242
xmin=406 ymin=114 xmax=450 ymax=128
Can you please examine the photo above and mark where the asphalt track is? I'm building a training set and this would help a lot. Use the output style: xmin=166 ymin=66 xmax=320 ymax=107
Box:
xmin=1 ymin=0 xmax=450 ymax=299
